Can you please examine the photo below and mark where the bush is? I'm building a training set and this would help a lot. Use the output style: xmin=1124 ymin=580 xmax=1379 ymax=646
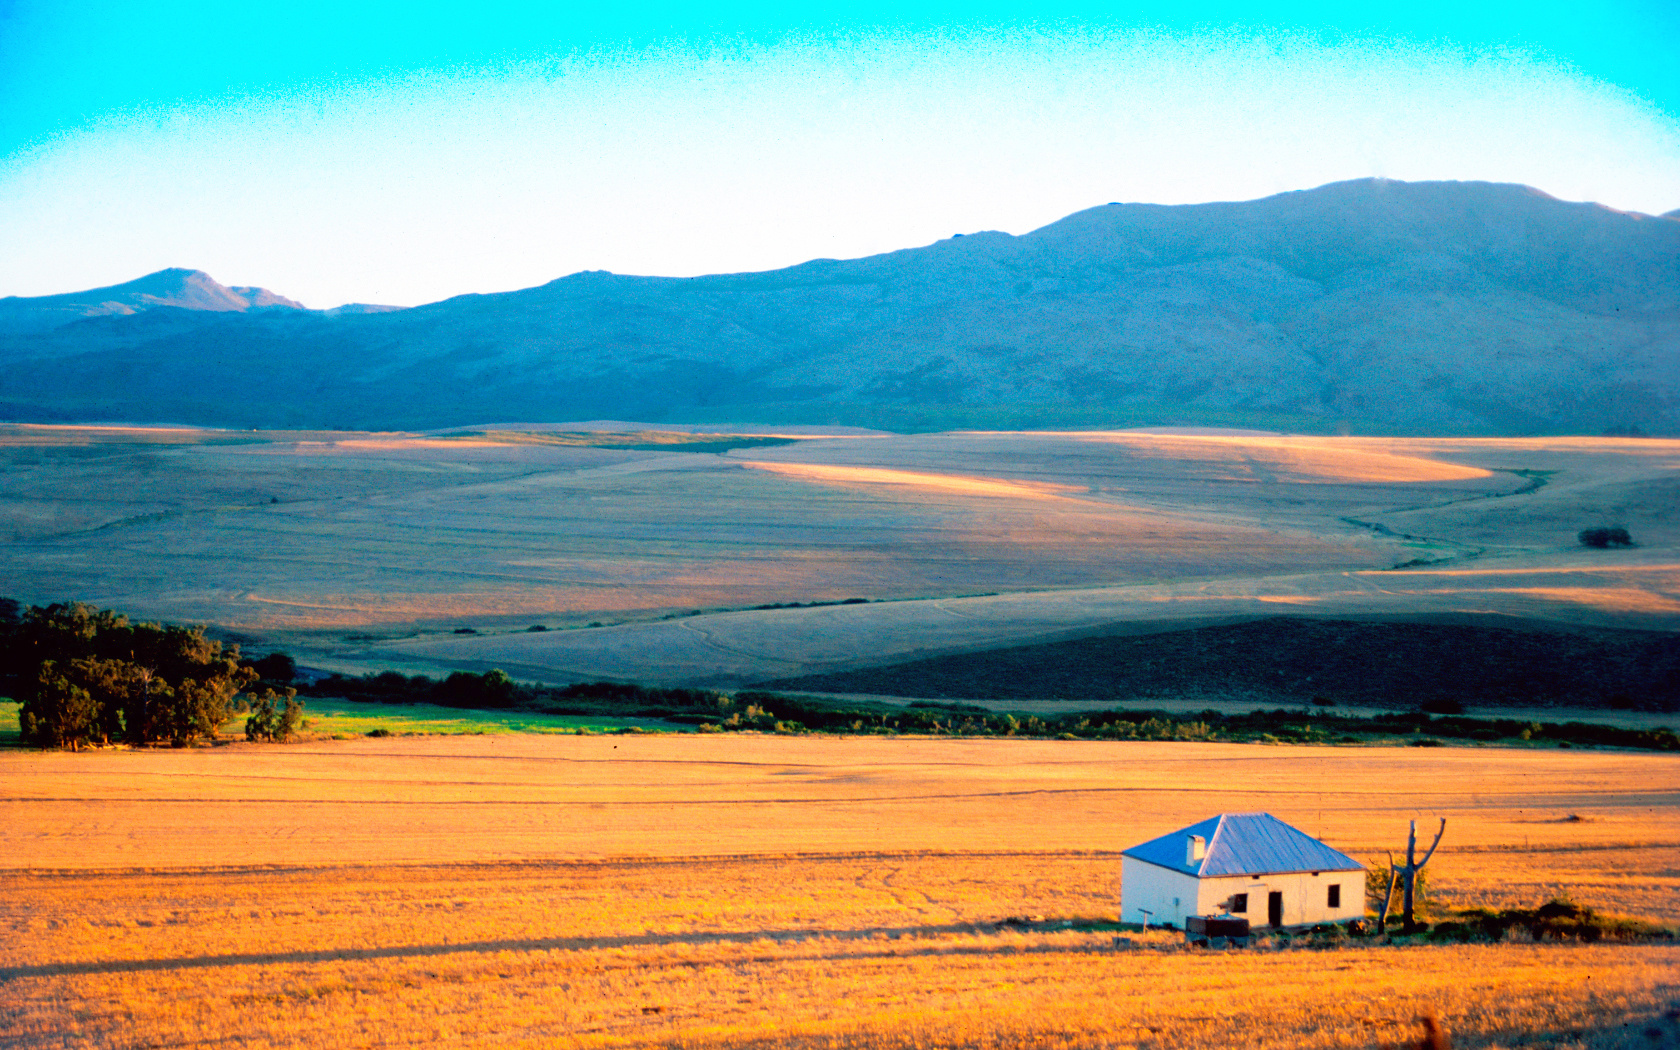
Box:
xmin=1437 ymin=897 xmax=1674 ymax=943
xmin=245 ymin=689 xmax=304 ymax=742
xmin=1427 ymin=920 xmax=1474 ymax=941
xmin=1579 ymin=527 xmax=1633 ymax=549
xmin=1307 ymin=923 xmax=1348 ymax=945
xmin=1366 ymin=864 xmax=1433 ymax=918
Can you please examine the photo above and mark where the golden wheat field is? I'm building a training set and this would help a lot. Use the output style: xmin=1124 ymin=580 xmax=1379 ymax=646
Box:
xmin=3 ymin=735 xmax=1677 ymax=1048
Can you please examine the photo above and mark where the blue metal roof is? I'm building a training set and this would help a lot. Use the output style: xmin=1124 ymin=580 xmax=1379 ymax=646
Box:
xmin=1121 ymin=813 xmax=1363 ymax=877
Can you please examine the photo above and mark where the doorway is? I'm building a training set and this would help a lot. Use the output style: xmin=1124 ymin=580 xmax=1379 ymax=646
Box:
xmin=1268 ymin=891 xmax=1284 ymax=927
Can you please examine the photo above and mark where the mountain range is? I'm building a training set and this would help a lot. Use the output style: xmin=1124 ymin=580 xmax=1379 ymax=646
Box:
xmin=2 ymin=178 xmax=1677 ymax=434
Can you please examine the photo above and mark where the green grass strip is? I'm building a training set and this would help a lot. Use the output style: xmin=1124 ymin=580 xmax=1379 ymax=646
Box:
xmin=293 ymin=699 xmax=687 ymax=737
xmin=0 ymin=697 xmax=687 ymax=744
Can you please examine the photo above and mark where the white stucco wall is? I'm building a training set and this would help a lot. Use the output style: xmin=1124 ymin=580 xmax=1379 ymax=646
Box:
xmin=1196 ymin=869 xmax=1364 ymax=927
xmin=1122 ymin=858 xmax=1364 ymax=929
xmin=1120 ymin=856 xmax=1201 ymax=927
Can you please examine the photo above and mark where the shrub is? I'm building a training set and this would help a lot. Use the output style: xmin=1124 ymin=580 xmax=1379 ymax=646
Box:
xmin=1437 ymin=897 xmax=1674 ymax=943
xmin=1367 ymin=865 xmax=1433 ymax=918
xmin=245 ymin=689 xmax=304 ymax=742
xmin=1578 ymin=527 xmax=1633 ymax=549
xmin=1307 ymin=923 xmax=1348 ymax=946
xmin=1427 ymin=920 xmax=1474 ymax=941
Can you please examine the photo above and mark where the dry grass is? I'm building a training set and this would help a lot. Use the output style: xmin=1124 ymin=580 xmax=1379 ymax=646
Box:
xmin=3 ymin=858 xmax=1676 ymax=1049
xmin=2 ymin=736 xmax=1676 ymax=900
xmin=2 ymin=736 xmax=1677 ymax=1047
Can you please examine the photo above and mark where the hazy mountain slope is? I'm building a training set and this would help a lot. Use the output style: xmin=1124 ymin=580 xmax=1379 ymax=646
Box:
xmin=0 ymin=268 xmax=306 ymax=337
xmin=2 ymin=179 xmax=1676 ymax=433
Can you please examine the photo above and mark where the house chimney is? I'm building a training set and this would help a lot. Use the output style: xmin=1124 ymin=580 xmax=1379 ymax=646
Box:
xmin=1186 ymin=834 xmax=1206 ymax=865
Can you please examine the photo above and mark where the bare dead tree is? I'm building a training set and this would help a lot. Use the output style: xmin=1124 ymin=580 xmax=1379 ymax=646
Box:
xmin=1376 ymin=850 xmax=1401 ymax=930
xmin=1396 ymin=818 xmax=1446 ymax=930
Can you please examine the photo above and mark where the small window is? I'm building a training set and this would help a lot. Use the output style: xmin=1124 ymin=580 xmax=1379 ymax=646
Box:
xmin=1328 ymin=884 xmax=1341 ymax=908
xmin=1231 ymin=893 xmax=1248 ymax=913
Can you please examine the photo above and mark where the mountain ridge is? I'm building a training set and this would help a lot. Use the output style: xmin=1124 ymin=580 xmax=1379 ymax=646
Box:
xmin=3 ymin=178 xmax=1677 ymax=435
xmin=0 ymin=268 xmax=311 ymax=335
xmin=0 ymin=268 xmax=413 ymax=336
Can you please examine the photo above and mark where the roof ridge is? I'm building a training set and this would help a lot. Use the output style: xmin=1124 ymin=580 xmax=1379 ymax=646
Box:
xmin=1121 ymin=811 xmax=1363 ymax=877
xmin=1199 ymin=813 xmax=1231 ymax=875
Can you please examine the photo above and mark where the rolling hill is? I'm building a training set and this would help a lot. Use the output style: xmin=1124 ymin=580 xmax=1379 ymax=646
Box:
xmin=2 ymin=178 xmax=1677 ymax=433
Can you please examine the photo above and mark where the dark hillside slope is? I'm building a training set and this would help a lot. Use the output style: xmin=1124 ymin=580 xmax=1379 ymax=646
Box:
xmin=760 ymin=616 xmax=1680 ymax=711
xmin=3 ymin=179 xmax=1677 ymax=433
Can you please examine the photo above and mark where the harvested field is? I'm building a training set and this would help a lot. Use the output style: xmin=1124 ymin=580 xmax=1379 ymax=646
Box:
xmin=2 ymin=425 xmax=1676 ymax=688
xmin=5 ymin=863 xmax=1679 ymax=1050
xmin=3 ymin=736 xmax=1677 ymax=898
xmin=1 ymin=735 xmax=1677 ymax=1048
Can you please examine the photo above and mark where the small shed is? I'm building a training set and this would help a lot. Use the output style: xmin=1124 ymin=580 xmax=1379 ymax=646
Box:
xmin=1120 ymin=812 xmax=1364 ymax=930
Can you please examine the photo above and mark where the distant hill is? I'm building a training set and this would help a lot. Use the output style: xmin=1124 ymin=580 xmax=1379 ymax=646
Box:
xmin=0 ymin=268 xmax=307 ymax=336
xmin=2 ymin=179 xmax=1677 ymax=434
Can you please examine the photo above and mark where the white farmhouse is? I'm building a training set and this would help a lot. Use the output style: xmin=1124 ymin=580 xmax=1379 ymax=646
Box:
xmin=1120 ymin=813 xmax=1365 ymax=930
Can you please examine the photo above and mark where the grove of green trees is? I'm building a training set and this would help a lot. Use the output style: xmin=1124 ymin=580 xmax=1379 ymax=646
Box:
xmin=1 ymin=600 xmax=297 ymax=749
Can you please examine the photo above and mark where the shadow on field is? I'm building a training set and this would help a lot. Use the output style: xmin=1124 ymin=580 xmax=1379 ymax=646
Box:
xmin=763 ymin=616 xmax=1680 ymax=711
xmin=0 ymin=922 xmax=1111 ymax=980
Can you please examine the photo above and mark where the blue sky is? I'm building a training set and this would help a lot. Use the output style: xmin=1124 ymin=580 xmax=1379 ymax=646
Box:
xmin=1 ymin=1 xmax=1677 ymax=307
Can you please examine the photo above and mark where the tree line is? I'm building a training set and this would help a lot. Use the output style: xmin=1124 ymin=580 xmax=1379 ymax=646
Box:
xmin=300 ymin=674 xmax=1680 ymax=751
xmin=7 ymin=600 xmax=1675 ymax=753
xmin=0 ymin=600 xmax=300 ymax=749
